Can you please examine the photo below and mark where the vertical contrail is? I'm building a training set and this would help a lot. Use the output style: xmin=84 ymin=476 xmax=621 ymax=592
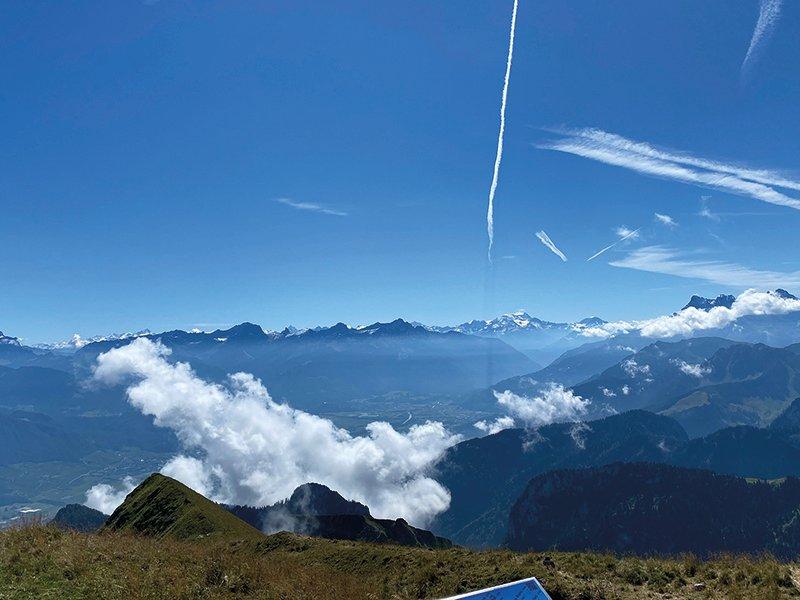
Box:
xmin=486 ymin=0 xmax=519 ymax=263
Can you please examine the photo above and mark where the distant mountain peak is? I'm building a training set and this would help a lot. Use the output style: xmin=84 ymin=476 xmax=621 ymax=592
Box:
xmin=358 ymin=319 xmax=422 ymax=335
xmin=0 ymin=331 xmax=21 ymax=346
xmin=682 ymin=294 xmax=736 ymax=312
xmin=214 ymin=322 xmax=266 ymax=340
xmin=435 ymin=311 xmax=603 ymax=337
xmin=578 ymin=316 xmax=607 ymax=327
xmin=36 ymin=329 xmax=151 ymax=351
xmin=776 ymin=289 xmax=799 ymax=300
xmin=285 ymin=482 xmax=370 ymax=517
xmin=682 ymin=290 xmax=798 ymax=313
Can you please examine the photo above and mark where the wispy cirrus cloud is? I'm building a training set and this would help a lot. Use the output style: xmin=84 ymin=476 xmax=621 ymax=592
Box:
xmin=537 ymin=128 xmax=800 ymax=210
xmin=609 ymin=245 xmax=800 ymax=289
xmin=275 ymin=197 xmax=348 ymax=217
xmin=654 ymin=213 xmax=677 ymax=227
xmin=535 ymin=230 xmax=568 ymax=262
xmin=698 ymin=196 xmax=720 ymax=221
xmin=741 ymin=0 xmax=783 ymax=83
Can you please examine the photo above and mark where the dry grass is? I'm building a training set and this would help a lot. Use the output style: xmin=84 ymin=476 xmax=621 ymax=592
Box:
xmin=1 ymin=525 xmax=800 ymax=599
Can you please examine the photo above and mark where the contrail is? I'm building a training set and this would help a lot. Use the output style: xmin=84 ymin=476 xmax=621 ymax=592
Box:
xmin=486 ymin=0 xmax=519 ymax=262
xmin=741 ymin=0 xmax=783 ymax=83
xmin=536 ymin=230 xmax=568 ymax=262
xmin=587 ymin=227 xmax=641 ymax=262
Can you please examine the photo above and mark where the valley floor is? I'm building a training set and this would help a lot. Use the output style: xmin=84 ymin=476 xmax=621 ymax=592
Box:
xmin=2 ymin=525 xmax=799 ymax=599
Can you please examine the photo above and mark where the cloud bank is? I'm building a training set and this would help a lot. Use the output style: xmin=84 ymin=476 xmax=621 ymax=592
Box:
xmin=535 ymin=230 xmax=568 ymax=261
xmin=538 ymin=128 xmax=800 ymax=210
xmin=88 ymin=339 xmax=460 ymax=525
xmin=578 ymin=288 xmax=800 ymax=339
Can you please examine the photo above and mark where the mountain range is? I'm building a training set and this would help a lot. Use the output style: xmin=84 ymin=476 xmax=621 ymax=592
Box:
xmin=98 ymin=473 xmax=451 ymax=549
xmin=5 ymin=288 xmax=800 ymax=529
xmin=431 ymin=403 xmax=800 ymax=548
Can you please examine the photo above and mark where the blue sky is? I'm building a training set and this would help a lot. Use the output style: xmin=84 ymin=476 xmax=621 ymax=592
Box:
xmin=2 ymin=0 xmax=800 ymax=343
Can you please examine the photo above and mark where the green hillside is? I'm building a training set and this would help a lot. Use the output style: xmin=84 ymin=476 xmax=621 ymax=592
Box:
xmin=101 ymin=473 xmax=261 ymax=541
xmin=1 ymin=524 xmax=799 ymax=599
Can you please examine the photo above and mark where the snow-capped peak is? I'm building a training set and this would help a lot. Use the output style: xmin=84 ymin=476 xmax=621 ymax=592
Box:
xmin=37 ymin=330 xmax=152 ymax=351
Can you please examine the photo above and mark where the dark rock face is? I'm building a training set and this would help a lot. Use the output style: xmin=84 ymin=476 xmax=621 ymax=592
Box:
xmin=225 ymin=482 xmax=451 ymax=549
xmin=51 ymin=504 xmax=108 ymax=533
xmin=284 ymin=483 xmax=370 ymax=517
xmin=682 ymin=294 xmax=736 ymax=311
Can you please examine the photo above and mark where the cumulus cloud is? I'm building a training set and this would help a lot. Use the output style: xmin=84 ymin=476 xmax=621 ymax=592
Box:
xmin=474 ymin=415 xmax=515 ymax=435
xmin=90 ymin=339 xmax=460 ymax=525
xmin=275 ymin=197 xmax=347 ymax=217
xmin=493 ymin=384 xmax=590 ymax=428
xmin=538 ymin=128 xmax=800 ymax=210
xmin=535 ymin=230 xmax=568 ymax=262
xmin=610 ymin=246 xmax=800 ymax=289
xmin=671 ymin=359 xmax=710 ymax=378
xmin=654 ymin=213 xmax=677 ymax=227
xmin=579 ymin=288 xmax=800 ymax=340
xmin=622 ymin=359 xmax=651 ymax=378
xmin=85 ymin=477 xmax=136 ymax=515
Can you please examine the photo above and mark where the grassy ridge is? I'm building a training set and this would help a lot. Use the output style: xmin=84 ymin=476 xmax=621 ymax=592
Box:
xmin=101 ymin=473 xmax=261 ymax=542
xmin=2 ymin=525 xmax=800 ymax=599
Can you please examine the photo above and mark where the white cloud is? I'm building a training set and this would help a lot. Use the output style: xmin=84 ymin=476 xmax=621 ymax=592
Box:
xmin=569 ymin=422 xmax=591 ymax=450
xmin=610 ymin=246 xmax=800 ymax=289
xmin=580 ymin=288 xmax=800 ymax=340
xmin=587 ymin=227 xmax=641 ymax=261
xmin=85 ymin=477 xmax=136 ymax=515
xmin=654 ymin=213 xmax=677 ymax=227
xmin=741 ymin=0 xmax=783 ymax=82
xmin=621 ymin=385 xmax=631 ymax=395
xmin=615 ymin=226 xmax=639 ymax=239
xmin=474 ymin=416 xmax=515 ymax=435
xmin=493 ymin=384 xmax=590 ymax=428
xmin=601 ymin=387 xmax=616 ymax=398
xmin=90 ymin=339 xmax=460 ymax=525
xmin=698 ymin=196 xmax=720 ymax=221
xmin=275 ymin=197 xmax=347 ymax=217
xmin=535 ymin=230 xmax=568 ymax=262
xmin=538 ymin=128 xmax=800 ymax=210
xmin=622 ymin=359 xmax=651 ymax=378
xmin=671 ymin=359 xmax=710 ymax=378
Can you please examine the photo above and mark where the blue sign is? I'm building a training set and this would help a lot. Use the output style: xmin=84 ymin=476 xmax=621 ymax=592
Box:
xmin=441 ymin=577 xmax=552 ymax=600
